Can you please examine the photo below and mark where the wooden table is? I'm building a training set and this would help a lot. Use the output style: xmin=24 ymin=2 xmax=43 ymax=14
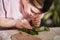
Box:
xmin=0 ymin=30 xmax=41 ymax=40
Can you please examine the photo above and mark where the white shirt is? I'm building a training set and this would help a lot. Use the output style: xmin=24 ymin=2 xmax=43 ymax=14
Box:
xmin=0 ymin=0 xmax=23 ymax=20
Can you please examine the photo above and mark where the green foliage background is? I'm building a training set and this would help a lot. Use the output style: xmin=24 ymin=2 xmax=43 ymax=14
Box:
xmin=41 ymin=0 xmax=60 ymax=27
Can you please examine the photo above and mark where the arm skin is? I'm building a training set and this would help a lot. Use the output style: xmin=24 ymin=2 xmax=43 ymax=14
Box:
xmin=0 ymin=0 xmax=41 ymax=29
xmin=0 ymin=18 xmax=16 ymax=27
xmin=21 ymin=0 xmax=42 ymax=27
xmin=0 ymin=18 xmax=32 ymax=29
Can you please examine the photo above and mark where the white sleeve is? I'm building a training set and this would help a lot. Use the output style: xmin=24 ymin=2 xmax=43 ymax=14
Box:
xmin=10 ymin=0 xmax=23 ymax=20
xmin=3 ymin=0 xmax=12 ymax=18
xmin=0 ymin=0 xmax=23 ymax=20
xmin=0 ymin=0 xmax=5 ymax=18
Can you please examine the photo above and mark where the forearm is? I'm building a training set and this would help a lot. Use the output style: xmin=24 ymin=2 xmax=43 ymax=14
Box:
xmin=0 ymin=18 xmax=32 ymax=29
xmin=0 ymin=18 xmax=17 ymax=27
xmin=21 ymin=0 xmax=29 ymax=6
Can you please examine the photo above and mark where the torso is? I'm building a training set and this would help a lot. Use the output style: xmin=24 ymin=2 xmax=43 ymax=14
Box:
xmin=0 ymin=0 xmax=23 ymax=20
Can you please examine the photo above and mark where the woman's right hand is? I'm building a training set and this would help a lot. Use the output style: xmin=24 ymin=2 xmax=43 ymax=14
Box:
xmin=15 ymin=19 xmax=32 ymax=29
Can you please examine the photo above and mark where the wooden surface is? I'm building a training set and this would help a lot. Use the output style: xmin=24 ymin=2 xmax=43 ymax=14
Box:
xmin=0 ymin=30 xmax=41 ymax=40
xmin=0 ymin=27 xmax=60 ymax=40
xmin=12 ymin=31 xmax=41 ymax=40
xmin=35 ymin=27 xmax=60 ymax=40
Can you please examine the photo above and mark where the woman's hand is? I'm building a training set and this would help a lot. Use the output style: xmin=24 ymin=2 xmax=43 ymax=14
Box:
xmin=15 ymin=19 xmax=32 ymax=29
xmin=20 ymin=0 xmax=42 ymax=27
xmin=31 ymin=14 xmax=41 ymax=27
xmin=23 ymin=4 xmax=41 ymax=27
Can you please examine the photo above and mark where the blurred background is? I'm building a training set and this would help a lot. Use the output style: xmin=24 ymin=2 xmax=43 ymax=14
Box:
xmin=41 ymin=0 xmax=60 ymax=27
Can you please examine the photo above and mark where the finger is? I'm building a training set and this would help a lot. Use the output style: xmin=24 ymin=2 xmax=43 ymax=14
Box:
xmin=21 ymin=19 xmax=32 ymax=29
xmin=22 ymin=23 xmax=32 ymax=29
xmin=15 ymin=23 xmax=23 ymax=29
xmin=31 ymin=18 xmax=40 ymax=27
